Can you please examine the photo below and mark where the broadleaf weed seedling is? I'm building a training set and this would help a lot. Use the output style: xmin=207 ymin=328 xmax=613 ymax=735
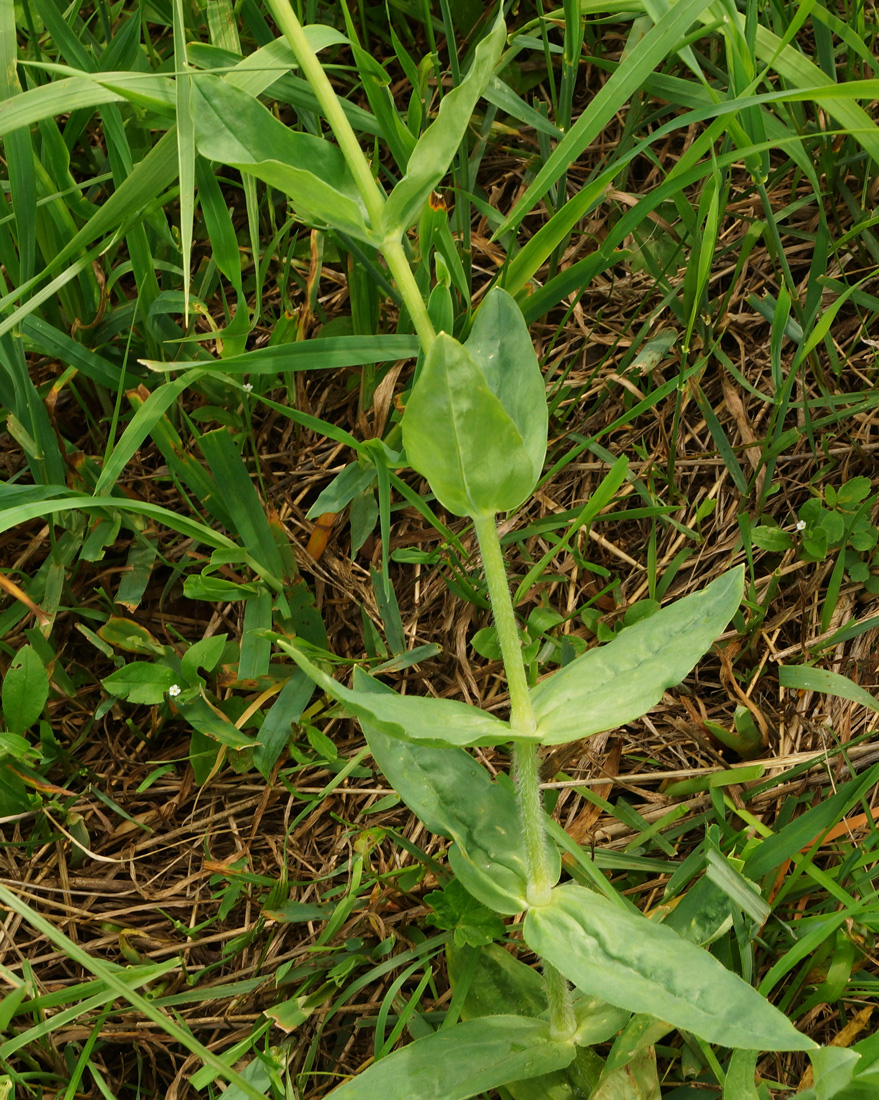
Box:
xmin=216 ymin=3 xmax=825 ymax=1096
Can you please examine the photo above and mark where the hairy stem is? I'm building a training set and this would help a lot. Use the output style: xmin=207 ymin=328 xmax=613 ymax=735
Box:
xmin=471 ymin=511 xmax=575 ymax=1036
xmin=472 ymin=511 xmax=545 ymax=897
xmin=262 ymin=0 xmax=437 ymax=353
xmin=471 ymin=512 xmax=534 ymax=735
xmin=382 ymin=237 xmax=437 ymax=353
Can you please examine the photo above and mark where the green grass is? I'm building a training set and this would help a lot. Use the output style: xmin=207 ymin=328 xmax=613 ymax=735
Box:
xmin=1 ymin=0 xmax=879 ymax=1096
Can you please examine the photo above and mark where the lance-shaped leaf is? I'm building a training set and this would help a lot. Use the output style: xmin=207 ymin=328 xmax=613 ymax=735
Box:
xmin=403 ymin=289 xmax=546 ymax=517
xmin=531 ymin=567 xmax=744 ymax=745
xmin=363 ymin=709 xmax=554 ymax=913
xmin=447 ymin=943 xmax=618 ymax=1100
xmin=273 ymin=639 xmax=519 ymax=748
xmin=191 ymin=75 xmax=375 ymax=244
xmin=381 ymin=13 xmax=506 ymax=236
xmin=326 ymin=1016 xmax=576 ymax=1100
xmin=524 ymin=884 xmax=815 ymax=1051
xmin=466 ymin=288 xmax=547 ymax=483
xmin=448 ymin=942 xmax=628 ymax=1046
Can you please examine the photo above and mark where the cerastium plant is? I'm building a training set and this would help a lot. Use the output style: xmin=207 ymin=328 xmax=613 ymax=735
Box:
xmin=194 ymin=3 xmax=816 ymax=1095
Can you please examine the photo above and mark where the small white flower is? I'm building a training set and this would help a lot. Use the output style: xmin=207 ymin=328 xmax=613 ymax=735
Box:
xmin=795 ymin=520 xmax=807 ymax=532
xmin=242 ymin=382 xmax=253 ymax=393
xmin=168 ymin=684 xmax=181 ymax=697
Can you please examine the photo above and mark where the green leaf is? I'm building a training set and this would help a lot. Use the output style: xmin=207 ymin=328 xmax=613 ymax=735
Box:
xmin=778 ymin=665 xmax=879 ymax=714
xmin=183 ymin=574 xmax=260 ymax=602
xmin=497 ymin=0 xmax=716 ymax=242
xmin=1 ymin=646 xmax=49 ymax=735
xmin=176 ymin=697 xmax=257 ymax=751
xmin=181 ymin=634 xmax=227 ymax=685
xmin=191 ymin=75 xmax=375 ymax=243
xmin=590 ymin=1047 xmax=661 ymax=1100
xmin=446 ymin=944 xmax=615 ymax=1100
xmin=381 ymin=14 xmax=505 ymax=236
xmin=254 ymin=671 xmax=316 ymax=778
xmin=425 ymin=880 xmax=505 ymax=947
xmin=530 ymin=567 xmax=744 ymax=745
xmin=795 ymin=1048 xmax=862 ymax=1100
xmin=360 ymin=687 xmax=548 ymax=914
xmin=324 ymin=1016 xmax=576 ymax=1100
xmin=524 ymin=883 xmax=815 ymax=1051
xmin=723 ymin=1049 xmax=760 ymax=1100
xmin=144 ymin=334 xmax=420 ymax=376
xmin=102 ymin=662 xmax=178 ymax=706
xmin=448 ymin=942 xmax=628 ymax=1045
xmin=448 ymin=942 xmax=548 ymax=1018
xmin=273 ymin=640 xmax=516 ymax=748
xmin=98 ymin=618 xmax=166 ymax=656
xmin=465 ymin=288 xmax=548 ymax=486
xmin=838 ymin=477 xmax=873 ymax=507
xmin=750 ymin=525 xmax=795 ymax=553
xmin=197 ymin=428 xmax=288 ymax=582
xmin=0 ymin=731 xmax=35 ymax=762
xmin=403 ymin=289 xmax=547 ymax=518
xmin=306 ymin=463 xmax=376 ymax=518
xmin=602 ymin=1014 xmax=671 ymax=1076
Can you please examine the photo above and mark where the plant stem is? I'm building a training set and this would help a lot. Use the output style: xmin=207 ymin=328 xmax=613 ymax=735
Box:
xmin=266 ymin=0 xmax=385 ymax=230
xmin=264 ymin=0 xmax=437 ymax=354
xmin=471 ymin=512 xmax=535 ymax=735
xmin=473 ymin=510 xmax=547 ymax=899
xmin=382 ymin=237 xmax=437 ymax=353
xmin=471 ymin=511 xmax=575 ymax=1039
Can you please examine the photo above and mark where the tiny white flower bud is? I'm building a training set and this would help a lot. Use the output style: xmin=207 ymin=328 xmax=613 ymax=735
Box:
xmin=242 ymin=382 xmax=253 ymax=393
xmin=795 ymin=520 xmax=806 ymax=532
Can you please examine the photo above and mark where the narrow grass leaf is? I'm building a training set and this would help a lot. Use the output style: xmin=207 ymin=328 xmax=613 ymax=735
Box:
xmin=173 ymin=0 xmax=195 ymax=321
xmin=0 ymin=884 xmax=268 ymax=1100
xmin=515 ymin=457 xmax=628 ymax=606
xmin=273 ymin=639 xmax=516 ymax=748
xmin=197 ymin=429 xmax=287 ymax=581
xmin=0 ymin=493 xmax=237 ymax=550
xmin=745 ymin=765 xmax=879 ymax=881
xmin=497 ymin=0 xmax=714 ymax=238
xmin=531 ymin=567 xmax=743 ymax=745
xmin=778 ymin=665 xmax=879 ymax=714
xmin=21 ymin=316 xmax=140 ymax=390
xmin=525 ymin=883 xmax=815 ymax=1051
xmin=143 ymin=334 xmax=419 ymax=374
xmin=752 ymin=23 xmax=879 ymax=167
xmin=0 ymin=3 xmax=36 ymax=286
xmin=94 ymin=370 xmax=205 ymax=496
xmin=253 ymin=672 xmax=315 ymax=778
xmin=125 ymin=388 xmax=234 ymax=530
xmin=324 ymin=1016 xmax=576 ymax=1100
